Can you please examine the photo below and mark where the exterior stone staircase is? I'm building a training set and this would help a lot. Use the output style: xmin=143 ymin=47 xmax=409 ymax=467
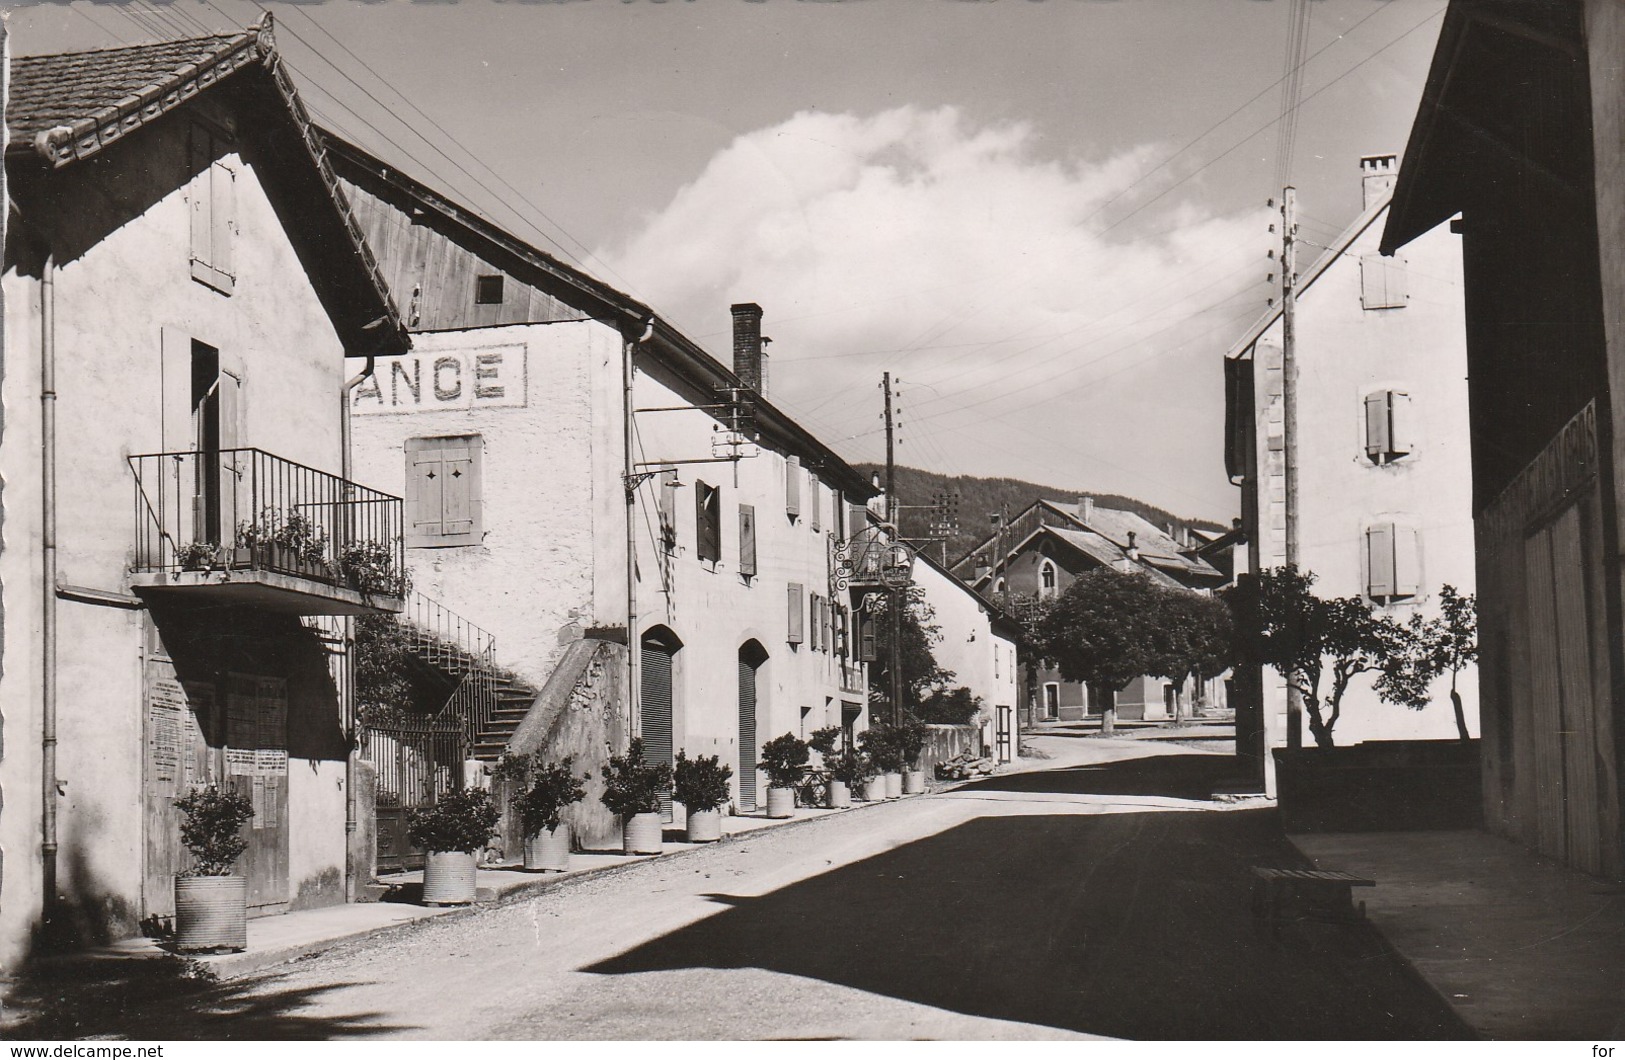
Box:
xmin=473 ymin=675 xmax=541 ymax=761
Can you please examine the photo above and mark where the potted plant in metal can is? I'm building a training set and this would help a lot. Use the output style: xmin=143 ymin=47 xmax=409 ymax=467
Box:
xmin=859 ymin=724 xmax=905 ymax=798
xmin=173 ymin=785 xmax=255 ymax=953
xmin=514 ymin=755 xmax=588 ymax=872
xmin=674 ymin=751 xmax=733 ymax=842
xmin=407 ymin=787 xmax=501 ymax=905
xmin=898 ymin=716 xmax=930 ymax=795
xmin=760 ymin=733 xmax=810 ymax=819
xmin=807 ymin=726 xmax=846 ymax=808
xmin=828 ymin=747 xmax=871 ymax=809
xmin=601 ymin=738 xmax=672 ymax=855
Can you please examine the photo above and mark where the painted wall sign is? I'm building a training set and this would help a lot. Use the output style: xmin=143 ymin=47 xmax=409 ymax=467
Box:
xmin=352 ymin=346 xmax=527 ymax=415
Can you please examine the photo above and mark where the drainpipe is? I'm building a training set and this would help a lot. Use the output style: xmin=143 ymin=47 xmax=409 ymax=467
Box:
xmin=339 ymin=353 xmax=375 ymax=903
xmin=40 ymin=252 xmax=59 ymax=923
xmin=625 ymin=318 xmax=654 ymax=743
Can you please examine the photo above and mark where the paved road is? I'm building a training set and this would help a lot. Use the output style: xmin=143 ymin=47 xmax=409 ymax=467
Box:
xmin=9 ymin=740 xmax=1470 ymax=1040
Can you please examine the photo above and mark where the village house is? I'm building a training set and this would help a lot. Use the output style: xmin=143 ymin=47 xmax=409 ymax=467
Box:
xmin=1223 ymin=153 xmax=1478 ymax=758
xmin=1381 ymin=0 xmax=1625 ymax=880
xmin=0 ymin=21 xmax=413 ymax=968
xmin=909 ymin=552 xmax=1022 ymax=764
xmin=952 ymin=498 xmax=1227 ymax=726
xmin=325 ymin=134 xmax=877 ymax=845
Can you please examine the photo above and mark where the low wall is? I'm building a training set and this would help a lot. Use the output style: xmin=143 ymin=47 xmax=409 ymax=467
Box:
xmin=1274 ymin=739 xmax=1481 ymax=833
xmin=918 ymin=724 xmax=984 ymax=779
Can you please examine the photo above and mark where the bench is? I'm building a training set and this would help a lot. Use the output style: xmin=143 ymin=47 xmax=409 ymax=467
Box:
xmin=1251 ymin=866 xmax=1375 ymax=932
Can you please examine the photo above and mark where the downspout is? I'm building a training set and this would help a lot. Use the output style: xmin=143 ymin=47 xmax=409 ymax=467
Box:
xmin=40 ymin=252 xmax=58 ymax=923
xmin=339 ymin=353 xmax=375 ymax=903
xmin=625 ymin=318 xmax=654 ymax=743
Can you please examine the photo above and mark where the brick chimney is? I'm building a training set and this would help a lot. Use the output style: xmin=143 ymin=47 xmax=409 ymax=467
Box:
xmin=1361 ymin=154 xmax=1397 ymax=210
xmin=731 ymin=302 xmax=767 ymax=395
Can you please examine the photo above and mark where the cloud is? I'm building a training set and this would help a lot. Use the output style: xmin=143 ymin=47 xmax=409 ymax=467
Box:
xmin=599 ymin=105 xmax=1265 ymax=518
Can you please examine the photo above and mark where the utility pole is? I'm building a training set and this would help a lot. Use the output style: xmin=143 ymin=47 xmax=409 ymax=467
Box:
xmin=1281 ymin=185 xmax=1303 ymax=751
xmin=883 ymin=372 xmax=905 ymax=727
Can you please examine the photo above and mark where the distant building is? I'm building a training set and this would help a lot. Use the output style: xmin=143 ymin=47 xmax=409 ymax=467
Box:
xmin=1224 ymin=153 xmax=1478 ymax=754
xmin=953 ymin=498 xmax=1226 ymax=726
xmin=910 ymin=553 xmax=1021 ymax=762
xmin=0 ymin=23 xmax=411 ymax=967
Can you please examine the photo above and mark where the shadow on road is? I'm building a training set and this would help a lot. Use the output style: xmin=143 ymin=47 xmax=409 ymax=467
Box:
xmin=586 ymin=755 xmax=1469 ymax=1040
xmin=958 ymin=751 xmax=1249 ymax=801
xmin=2 ymin=956 xmax=405 ymax=1040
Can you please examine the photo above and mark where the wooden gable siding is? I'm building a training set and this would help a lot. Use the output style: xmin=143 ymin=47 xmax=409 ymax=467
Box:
xmin=340 ymin=178 xmax=582 ymax=332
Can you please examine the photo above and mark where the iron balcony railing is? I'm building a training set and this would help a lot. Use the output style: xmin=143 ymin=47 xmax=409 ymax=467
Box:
xmin=129 ymin=447 xmax=406 ymax=600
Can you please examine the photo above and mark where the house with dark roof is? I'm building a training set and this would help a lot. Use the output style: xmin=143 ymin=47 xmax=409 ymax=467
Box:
xmin=951 ymin=497 xmax=1225 ymax=725
xmin=0 ymin=19 xmax=413 ymax=966
xmin=1223 ymin=153 xmax=1477 ymax=763
xmin=1381 ymin=0 xmax=1623 ymax=881
xmin=322 ymin=131 xmax=878 ymax=841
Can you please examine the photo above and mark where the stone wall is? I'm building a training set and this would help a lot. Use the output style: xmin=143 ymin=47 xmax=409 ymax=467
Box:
xmin=918 ymin=724 xmax=983 ymax=779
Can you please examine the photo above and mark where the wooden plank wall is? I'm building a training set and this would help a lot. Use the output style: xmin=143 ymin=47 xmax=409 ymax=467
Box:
xmin=341 ymin=179 xmax=585 ymax=332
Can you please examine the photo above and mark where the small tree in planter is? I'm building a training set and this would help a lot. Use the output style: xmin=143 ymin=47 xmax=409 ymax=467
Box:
xmin=806 ymin=726 xmax=844 ymax=808
xmin=674 ymin=751 xmax=733 ymax=842
xmin=601 ymin=738 xmax=672 ymax=855
xmin=827 ymin=747 xmax=872 ymax=808
xmin=495 ymin=752 xmax=588 ymax=872
xmin=759 ymin=733 xmax=810 ymax=819
xmin=858 ymin=724 xmax=905 ymax=798
xmin=895 ymin=716 xmax=930 ymax=794
xmin=407 ymin=787 xmax=501 ymax=905
xmin=173 ymin=785 xmax=255 ymax=952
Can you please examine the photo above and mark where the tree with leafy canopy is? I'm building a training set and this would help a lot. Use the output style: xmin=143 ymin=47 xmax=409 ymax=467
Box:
xmin=1150 ymin=587 xmax=1235 ymax=723
xmin=1375 ymin=584 xmax=1477 ymax=741
xmin=1037 ymin=567 xmax=1170 ymax=735
xmin=1225 ymin=566 xmax=1402 ymax=749
xmin=868 ymin=585 xmax=954 ymax=716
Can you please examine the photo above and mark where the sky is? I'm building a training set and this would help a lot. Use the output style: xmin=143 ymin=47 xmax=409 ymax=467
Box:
xmin=4 ymin=0 xmax=1448 ymax=521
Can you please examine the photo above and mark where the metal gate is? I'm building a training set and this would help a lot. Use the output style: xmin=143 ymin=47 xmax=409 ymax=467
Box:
xmin=368 ymin=717 xmax=467 ymax=874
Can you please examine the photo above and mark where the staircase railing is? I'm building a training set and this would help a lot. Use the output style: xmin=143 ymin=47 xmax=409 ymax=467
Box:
xmin=397 ymin=592 xmax=503 ymax=755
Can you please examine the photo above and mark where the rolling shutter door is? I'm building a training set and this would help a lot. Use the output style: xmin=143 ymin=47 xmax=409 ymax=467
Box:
xmin=738 ymin=654 xmax=759 ymax=812
xmin=640 ymin=637 xmax=674 ymax=819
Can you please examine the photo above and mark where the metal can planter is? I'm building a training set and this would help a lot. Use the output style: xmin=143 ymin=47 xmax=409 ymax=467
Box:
xmin=883 ymin=772 xmax=903 ymax=799
xmin=623 ymin=812 xmax=663 ymax=855
xmin=827 ymin=781 xmax=852 ymax=809
xmin=523 ymin=826 xmax=572 ymax=872
xmin=903 ymin=770 xmax=927 ymax=795
xmin=686 ymin=808 xmax=723 ymax=843
xmin=422 ymin=851 xmax=478 ymax=905
xmin=765 ymin=787 xmax=796 ymax=819
xmin=862 ymin=777 xmax=887 ymax=802
xmin=174 ymin=875 xmax=247 ymax=953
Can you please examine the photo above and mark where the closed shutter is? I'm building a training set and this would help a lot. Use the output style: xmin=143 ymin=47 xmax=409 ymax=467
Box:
xmin=189 ymin=125 xmax=235 ymax=293
xmin=858 ymin=611 xmax=877 ymax=662
xmin=1394 ymin=525 xmax=1421 ymax=597
xmin=190 ymin=128 xmax=211 ymax=268
xmin=641 ymin=636 xmax=675 ymax=819
xmin=788 ymin=582 xmax=805 ymax=644
xmin=406 ymin=436 xmax=482 ymax=546
xmin=1361 ymin=253 xmax=1406 ymax=309
xmin=440 ymin=443 xmax=476 ymax=538
xmin=1365 ymin=392 xmax=1390 ymax=459
xmin=849 ymin=502 xmax=870 ymax=533
xmin=738 ymin=654 xmax=759 ymax=812
xmin=407 ymin=445 xmax=445 ymax=544
xmin=739 ymin=504 xmax=757 ymax=576
xmin=810 ymin=477 xmax=821 ymax=531
xmin=1367 ymin=522 xmax=1396 ymax=598
xmin=786 ymin=455 xmax=801 ymax=518
xmin=696 ymin=481 xmax=720 ymax=562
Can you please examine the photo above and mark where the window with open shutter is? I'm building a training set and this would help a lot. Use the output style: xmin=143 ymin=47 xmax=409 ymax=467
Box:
xmin=1360 ymin=253 xmax=1407 ymax=310
xmin=788 ymin=583 xmax=805 ymax=644
xmin=657 ymin=470 xmax=679 ymax=554
xmin=1393 ymin=525 xmax=1421 ymax=597
xmin=786 ymin=455 xmax=801 ymax=518
xmin=1364 ymin=390 xmax=1415 ymax=464
xmin=809 ymin=594 xmax=822 ymax=651
xmin=405 ymin=436 xmax=482 ymax=547
xmin=857 ymin=610 xmax=877 ymax=662
xmin=738 ymin=504 xmax=757 ymax=576
xmin=1366 ymin=521 xmax=1421 ymax=602
xmin=696 ymin=481 xmax=721 ymax=563
xmin=190 ymin=125 xmax=236 ymax=295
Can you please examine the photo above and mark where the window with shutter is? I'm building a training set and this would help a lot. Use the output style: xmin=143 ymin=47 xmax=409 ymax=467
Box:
xmin=1365 ymin=392 xmax=1390 ymax=460
xmin=1366 ymin=522 xmax=1396 ymax=598
xmin=834 ymin=606 xmax=850 ymax=657
xmin=1393 ymin=525 xmax=1421 ymax=597
xmin=788 ymin=582 xmax=805 ymax=644
xmin=857 ymin=610 xmax=877 ymax=662
xmin=810 ymin=476 xmax=821 ymax=532
xmin=695 ymin=481 xmax=721 ymax=563
xmin=658 ymin=470 xmax=679 ymax=554
xmin=809 ymin=594 xmax=822 ymax=651
xmin=786 ymin=455 xmax=801 ymax=518
xmin=190 ymin=125 xmax=236 ymax=295
xmin=1360 ymin=253 xmax=1407 ymax=310
xmin=738 ymin=504 xmax=757 ymax=576
xmin=1364 ymin=390 xmax=1415 ymax=464
xmin=405 ymin=436 xmax=483 ymax=547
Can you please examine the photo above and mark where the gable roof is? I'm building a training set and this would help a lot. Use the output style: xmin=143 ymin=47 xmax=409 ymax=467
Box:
xmin=913 ymin=548 xmax=1022 ymax=638
xmin=7 ymin=20 xmax=409 ymax=357
xmin=316 ymin=128 xmax=876 ymax=499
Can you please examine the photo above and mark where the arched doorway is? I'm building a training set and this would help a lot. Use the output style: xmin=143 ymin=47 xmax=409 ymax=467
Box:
xmin=738 ymin=640 xmax=769 ymax=813
xmin=641 ymin=626 xmax=681 ymax=818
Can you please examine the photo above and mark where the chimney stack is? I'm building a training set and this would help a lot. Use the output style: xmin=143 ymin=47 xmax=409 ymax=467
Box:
xmin=1361 ymin=154 xmax=1398 ymax=210
xmin=1078 ymin=496 xmax=1094 ymax=523
xmin=731 ymin=302 xmax=767 ymax=395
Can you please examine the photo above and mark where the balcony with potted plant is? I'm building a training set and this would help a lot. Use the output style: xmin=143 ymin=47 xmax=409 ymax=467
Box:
xmin=128 ymin=447 xmax=407 ymax=616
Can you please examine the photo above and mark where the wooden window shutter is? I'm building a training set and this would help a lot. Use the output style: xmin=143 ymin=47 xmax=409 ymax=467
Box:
xmin=1365 ymin=392 xmax=1390 ymax=459
xmin=190 ymin=127 xmax=212 ymax=268
xmin=1394 ymin=525 xmax=1421 ymax=597
xmin=440 ymin=442 xmax=478 ymax=539
xmin=658 ymin=470 xmax=679 ymax=553
xmin=211 ymin=160 xmax=235 ymax=280
xmin=809 ymin=594 xmax=821 ymax=651
xmin=696 ymin=481 xmax=720 ymax=563
xmin=835 ymin=605 xmax=850 ymax=657
xmin=823 ymin=596 xmax=834 ymax=653
xmin=1366 ymin=522 xmax=1396 ymax=598
xmin=857 ymin=610 xmax=877 ymax=662
xmin=1360 ymin=254 xmax=1406 ymax=310
xmin=406 ymin=436 xmax=482 ymax=547
xmin=788 ymin=582 xmax=805 ymax=644
xmin=406 ymin=443 xmax=446 ymax=545
xmin=738 ymin=504 xmax=757 ymax=576
xmin=810 ymin=476 xmax=821 ymax=532
xmin=1389 ymin=391 xmax=1414 ymax=457
xmin=786 ymin=455 xmax=801 ymax=518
